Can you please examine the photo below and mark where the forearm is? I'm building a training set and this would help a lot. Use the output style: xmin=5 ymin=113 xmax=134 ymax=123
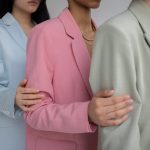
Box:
xmin=90 ymin=24 xmax=142 ymax=150
xmin=25 ymin=96 xmax=96 ymax=133
xmin=0 ymin=85 xmax=22 ymax=118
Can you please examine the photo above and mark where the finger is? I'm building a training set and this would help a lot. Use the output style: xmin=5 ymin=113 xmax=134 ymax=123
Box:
xmin=104 ymin=99 xmax=133 ymax=114
xmin=21 ymin=99 xmax=42 ymax=106
xmin=21 ymin=94 xmax=44 ymax=100
xmin=20 ymin=105 xmax=33 ymax=112
xmin=102 ymin=95 xmax=131 ymax=106
xmin=104 ymin=115 xmax=128 ymax=126
xmin=19 ymin=79 xmax=27 ymax=87
xmin=18 ymin=88 xmax=40 ymax=94
xmin=106 ymin=106 xmax=133 ymax=120
xmin=95 ymin=90 xmax=114 ymax=98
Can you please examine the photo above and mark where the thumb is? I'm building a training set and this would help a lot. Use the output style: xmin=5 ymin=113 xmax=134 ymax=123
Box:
xmin=95 ymin=90 xmax=114 ymax=98
xmin=19 ymin=79 xmax=27 ymax=87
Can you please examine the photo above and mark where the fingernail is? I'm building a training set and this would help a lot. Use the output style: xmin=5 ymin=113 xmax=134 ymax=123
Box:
xmin=109 ymin=90 xmax=115 ymax=93
xmin=130 ymin=99 xmax=134 ymax=103
xmin=128 ymin=99 xmax=133 ymax=103
xmin=124 ymin=114 xmax=128 ymax=118
xmin=126 ymin=95 xmax=130 ymax=98
xmin=124 ymin=95 xmax=131 ymax=100
xmin=129 ymin=106 xmax=133 ymax=110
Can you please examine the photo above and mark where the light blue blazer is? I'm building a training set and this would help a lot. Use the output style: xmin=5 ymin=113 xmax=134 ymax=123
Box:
xmin=0 ymin=13 xmax=27 ymax=150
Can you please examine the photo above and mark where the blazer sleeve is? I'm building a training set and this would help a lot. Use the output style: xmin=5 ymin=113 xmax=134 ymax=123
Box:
xmin=24 ymin=26 xmax=96 ymax=134
xmin=90 ymin=24 xmax=142 ymax=150
xmin=0 ymin=34 xmax=22 ymax=118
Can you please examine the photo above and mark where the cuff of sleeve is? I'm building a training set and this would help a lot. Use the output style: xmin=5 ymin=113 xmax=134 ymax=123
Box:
xmin=83 ymin=101 xmax=98 ymax=133
xmin=0 ymin=86 xmax=22 ymax=118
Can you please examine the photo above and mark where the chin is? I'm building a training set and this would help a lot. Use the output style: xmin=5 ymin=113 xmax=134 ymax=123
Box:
xmin=28 ymin=7 xmax=39 ymax=13
xmin=91 ymin=4 xmax=100 ymax=9
xmin=87 ymin=1 xmax=101 ymax=9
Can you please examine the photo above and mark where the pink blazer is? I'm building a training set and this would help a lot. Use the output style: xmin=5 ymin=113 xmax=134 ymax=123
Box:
xmin=25 ymin=8 xmax=98 ymax=150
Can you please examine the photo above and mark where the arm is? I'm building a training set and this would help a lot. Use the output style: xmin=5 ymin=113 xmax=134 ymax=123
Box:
xmin=0 ymin=33 xmax=43 ymax=118
xmin=15 ymin=79 xmax=44 ymax=112
xmin=90 ymin=24 xmax=142 ymax=150
xmin=0 ymin=85 xmax=19 ymax=118
xmin=25 ymin=26 xmax=133 ymax=133
xmin=24 ymin=27 xmax=95 ymax=134
xmin=0 ymin=40 xmax=20 ymax=118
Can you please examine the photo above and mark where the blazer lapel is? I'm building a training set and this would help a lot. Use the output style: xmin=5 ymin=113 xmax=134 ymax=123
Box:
xmin=129 ymin=0 xmax=150 ymax=47
xmin=2 ymin=13 xmax=27 ymax=50
xmin=59 ymin=9 xmax=93 ymax=96
xmin=72 ymin=37 xmax=92 ymax=96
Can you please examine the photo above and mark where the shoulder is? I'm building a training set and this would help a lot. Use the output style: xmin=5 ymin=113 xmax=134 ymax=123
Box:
xmin=0 ymin=20 xmax=8 ymax=44
xmin=0 ymin=19 xmax=5 ymax=34
xmin=94 ymin=10 xmax=142 ymax=57
xmin=0 ymin=18 xmax=11 ymax=40
xmin=30 ymin=17 xmax=65 ymax=39
xmin=97 ymin=10 xmax=141 ymax=40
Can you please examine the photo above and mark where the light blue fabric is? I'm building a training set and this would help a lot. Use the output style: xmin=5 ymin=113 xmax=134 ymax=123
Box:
xmin=0 ymin=13 xmax=27 ymax=150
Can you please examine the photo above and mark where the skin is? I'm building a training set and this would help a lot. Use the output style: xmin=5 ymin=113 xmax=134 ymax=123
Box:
xmin=146 ymin=0 xmax=150 ymax=6
xmin=12 ymin=0 xmax=41 ymax=36
xmin=68 ymin=0 xmax=133 ymax=126
xmin=68 ymin=0 xmax=100 ymax=56
xmin=14 ymin=0 xmax=45 ymax=111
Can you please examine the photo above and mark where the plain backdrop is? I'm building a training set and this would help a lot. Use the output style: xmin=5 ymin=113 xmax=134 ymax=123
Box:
xmin=46 ymin=0 xmax=132 ymax=26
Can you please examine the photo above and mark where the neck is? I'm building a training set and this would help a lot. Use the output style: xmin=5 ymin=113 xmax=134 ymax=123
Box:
xmin=12 ymin=8 xmax=33 ymax=29
xmin=146 ymin=0 xmax=150 ymax=7
xmin=68 ymin=2 xmax=93 ymax=32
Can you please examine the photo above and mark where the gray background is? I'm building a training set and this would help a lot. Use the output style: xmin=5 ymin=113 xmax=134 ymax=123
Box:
xmin=47 ymin=0 xmax=132 ymax=26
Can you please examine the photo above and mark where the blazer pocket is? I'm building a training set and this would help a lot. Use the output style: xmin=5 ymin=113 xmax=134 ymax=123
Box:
xmin=35 ymin=136 xmax=76 ymax=150
xmin=0 ymin=60 xmax=9 ymax=86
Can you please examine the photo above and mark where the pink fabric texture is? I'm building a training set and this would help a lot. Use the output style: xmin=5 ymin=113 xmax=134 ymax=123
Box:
xmin=25 ymin=9 xmax=98 ymax=150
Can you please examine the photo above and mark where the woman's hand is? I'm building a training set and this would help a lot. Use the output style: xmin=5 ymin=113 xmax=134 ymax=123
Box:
xmin=15 ymin=79 xmax=44 ymax=112
xmin=88 ymin=90 xmax=133 ymax=126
